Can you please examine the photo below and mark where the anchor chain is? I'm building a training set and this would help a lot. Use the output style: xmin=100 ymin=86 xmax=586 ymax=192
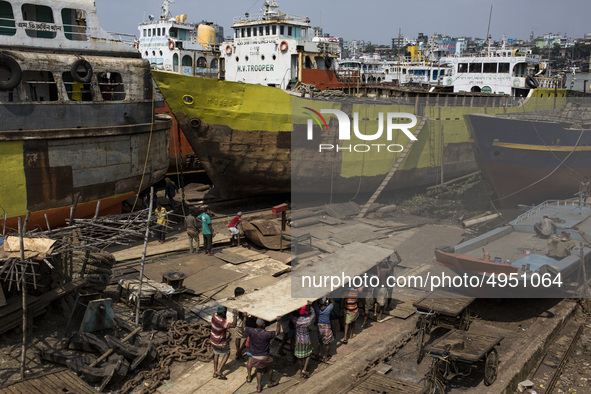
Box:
xmin=116 ymin=320 xmax=213 ymax=394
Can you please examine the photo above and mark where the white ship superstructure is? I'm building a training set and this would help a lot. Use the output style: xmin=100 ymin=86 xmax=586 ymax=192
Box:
xmin=138 ymin=0 xmax=219 ymax=77
xmin=222 ymin=0 xmax=339 ymax=89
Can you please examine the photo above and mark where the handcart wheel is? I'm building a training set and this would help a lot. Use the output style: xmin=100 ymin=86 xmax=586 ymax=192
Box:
xmin=458 ymin=308 xmax=470 ymax=331
xmin=484 ymin=347 xmax=499 ymax=386
xmin=417 ymin=326 xmax=425 ymax=364
xmin=418 ymin=376 xmax=445 ymax=394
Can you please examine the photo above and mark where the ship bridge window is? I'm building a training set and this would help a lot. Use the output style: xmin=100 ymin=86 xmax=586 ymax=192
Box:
xmin=265 ymin=25 xmax=270 ymax=35
xmin=272 ymin=25 xmax=276 ymax=35
xmin=169 ymin=28 xmax=177 ymax=38
xmin=458 ymin=63 xmax=468 ymax=73
xmin=252 ymin=27 xmax=257 ymax=36
xmin=0 ymin=1 xmax=16 ymax=36
xmin=287 ymin=26 xmax=292 ymax=36
xmin=315 ymin=56 xmax=326 ymax=69
xmin=305 ymin=56 xmax=312 ymax=68
xmin=241 ymin=28 xmax=245 ymax=37
xmin=235 ymin=29 xmax=239 ymax=38
xmin=148 ymin=29 xmax=151 ymax=37
xmin=483 ymin=62 xmax=497 ymax=73
xmin=295 ymin=27 xmax=300 ymax=39
xmin=259 ymin=26 xmax=263 ymax=36
xmin=22 ymin=4 xmax=56 ymax=39
xmin=143 ymin=29 xmax=146 ymax=37
xmin=62 ymin=71 xmax=92 ymax=101
xmin=97 ymin=72 xmax=125 ymax=101
xmin=469 ymin=63 xmax=482 ymax=73
xmin=279 ymin=25 xmax=284 ymax=35
xmin=498 ymin=62 xmax=510 ymax=73
xmin=513 ymin=62 xmax=527 ymax=77
xmin=21 ymin=71 xmax=58 ymax=101
xmin=157 ymin=28 xmax=161 ymax=36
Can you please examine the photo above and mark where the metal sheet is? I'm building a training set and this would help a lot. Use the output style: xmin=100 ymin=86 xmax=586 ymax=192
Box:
xmin=291 ymin=242 xmax=394 ymax=298
xmin=221 ymin=278 xmax=317 ymax=322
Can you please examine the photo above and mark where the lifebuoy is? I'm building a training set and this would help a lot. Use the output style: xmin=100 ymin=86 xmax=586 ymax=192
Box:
xmin=0 ymin=53 xmax=21 ymax=91
xmin=71 ymin=58 xmax=93 ymax=84
xmin=280 ymin=41 xmax=288 ymax=52
xmin=168 ymin=39 xmax=175 ymax=50
xmin=525 ymin=75 xmax=539 ymax=89
xmin=225 ymin=45 xmax=232 ymax=55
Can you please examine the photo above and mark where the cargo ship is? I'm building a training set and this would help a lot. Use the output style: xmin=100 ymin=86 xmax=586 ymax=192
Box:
xmin=0 ymin=0 xmax=170 ymax=230
xmin=466 ymin=98 xmax=591 ymax=207
xmin=151 ymin=1 xmax=566 ymax=199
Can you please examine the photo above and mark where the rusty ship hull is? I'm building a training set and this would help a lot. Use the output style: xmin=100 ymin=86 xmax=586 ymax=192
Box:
xmin=0 ymin=1 xmax=171 ymax=231
xmin=151 ymin=71 xmax=569 ymax=199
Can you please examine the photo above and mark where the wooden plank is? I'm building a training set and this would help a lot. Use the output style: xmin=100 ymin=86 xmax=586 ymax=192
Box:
xmin=221 ymin=278 xmax=317 ymax=322
xmin=183 ymin=265 xmax=247 ymax=295
xmin=213 ymin=250 xmax=252 ymax=265
xmin=413 ymin=290 xmax=475 ymax=317
xmin=264 ymin=250 xmax=292 ymax=264
xmin=425 ymin=329 xmax=504 ymax=362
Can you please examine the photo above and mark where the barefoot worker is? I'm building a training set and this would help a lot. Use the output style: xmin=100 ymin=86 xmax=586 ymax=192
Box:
xmin=245 ymin=318 xmax=281 ymax=392
xmin=210 ymin=306 xmax=237 ymax=380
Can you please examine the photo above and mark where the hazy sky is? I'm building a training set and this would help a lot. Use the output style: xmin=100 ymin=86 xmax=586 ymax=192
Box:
xmin=96 ymin=0 xmax=590 ymax=44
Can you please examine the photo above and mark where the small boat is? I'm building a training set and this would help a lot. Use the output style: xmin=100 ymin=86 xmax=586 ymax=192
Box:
xmin=434 ymin=199 xmax=591 ymax=297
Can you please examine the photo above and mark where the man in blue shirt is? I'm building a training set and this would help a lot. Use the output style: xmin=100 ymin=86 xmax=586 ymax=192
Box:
xmin=198 ymin=209 xmax=213 ymax=255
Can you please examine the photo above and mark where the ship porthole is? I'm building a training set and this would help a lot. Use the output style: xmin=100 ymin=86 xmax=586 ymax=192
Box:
xmin=183 ymin=95 xmax=194 ymax=104
xmin=71 ymin=58 xmax=93 ymax=84
xmin=261 ymin=55 xmax=265 ymax=60
xmin=190 ymin=118 xmax=201 ymax=129
xmin=272 ymin=54 xmax=276 ymax=60
xmin=0 ymin=53 xmax=22 ymax=91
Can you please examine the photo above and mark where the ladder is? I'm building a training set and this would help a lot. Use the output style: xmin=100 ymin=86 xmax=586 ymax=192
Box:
xmin=357 ymin=117 xmax=428 ymax=218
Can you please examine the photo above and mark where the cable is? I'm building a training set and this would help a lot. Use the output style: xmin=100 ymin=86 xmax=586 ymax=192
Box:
xmin=495 ymin=126 xmax=586 ymax=202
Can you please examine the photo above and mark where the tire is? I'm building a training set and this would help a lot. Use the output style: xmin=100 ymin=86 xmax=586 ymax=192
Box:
xmin=525 ymin=75 xmax=539 ymax=89
xmin=71 ymin=58 xmax=93 ymax=83
xmin=0 ymin=53 xmax=22 ymax=90
xmin=484 ymin=348 xmax=499 ymax=386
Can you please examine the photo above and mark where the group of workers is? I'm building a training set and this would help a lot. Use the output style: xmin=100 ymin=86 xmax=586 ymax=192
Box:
xmin=208 ymin=251 xmax=402 ymax=391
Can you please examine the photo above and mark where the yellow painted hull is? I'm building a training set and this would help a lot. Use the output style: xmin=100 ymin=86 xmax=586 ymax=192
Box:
xmin=152 ymin=70 xmax=566 ymax=198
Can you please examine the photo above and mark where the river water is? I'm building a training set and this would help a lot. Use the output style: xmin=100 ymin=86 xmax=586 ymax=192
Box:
xmin=565 ymin=72 xmax=591 ymax=92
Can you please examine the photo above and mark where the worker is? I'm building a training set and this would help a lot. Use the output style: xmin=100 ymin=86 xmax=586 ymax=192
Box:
xmin=185 ymin=210 xmax=201 ymax=253
xmin=534 ymin=215 xmax=555 ymax=239
xmin=210 ymin=306 xmax=237 ymax=380
xmin=154 ymin=203 xmax=167 ymax=243
xmin=198 ymin=209 xmax=214 ymax=255
xmin=580 ymin=176 xmax=590 ymax=203
xmin=245 ymin=318 xmax=281 ymax=392
xmin=164 ymin=177 xmax=179 ymax=209
xmin=292 ymin=302 xmax=315 ymax=378
xmin=228 ymin=212 xmax=243 ymax=247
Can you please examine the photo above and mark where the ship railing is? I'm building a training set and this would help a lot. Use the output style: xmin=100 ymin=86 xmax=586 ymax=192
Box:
xmin=106 ymin=32 xmax=137 ymax=45
xmin=513 ymin=199 xmax=590 ymax=224
xmin=534 ymin=76 xmax=564 ymax=89
xmin=233 ymin=13 xmax=309 ymax=24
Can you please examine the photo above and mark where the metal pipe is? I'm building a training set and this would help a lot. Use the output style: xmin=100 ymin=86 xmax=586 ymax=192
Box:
xmin=18 ymin=217 xmax=26 ymax=379
xmin=136 ymin=187 xmax=154 ymax=327
xmin=461 ymin=213 xmax=502 ymax=228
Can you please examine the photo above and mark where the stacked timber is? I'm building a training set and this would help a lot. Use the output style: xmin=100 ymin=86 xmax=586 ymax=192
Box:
xmin=0 ymin=278 xmax=85 ymax=335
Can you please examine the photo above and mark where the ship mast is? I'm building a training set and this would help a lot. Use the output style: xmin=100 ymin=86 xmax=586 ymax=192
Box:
xmin=485 ymin=5 xmax=492 ymax=56
xmin=161 ymin=0 xmax=174 ymax=20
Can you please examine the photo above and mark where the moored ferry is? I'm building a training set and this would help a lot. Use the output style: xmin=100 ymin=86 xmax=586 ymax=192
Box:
xmin=0 ymin=0 xmax=170 ymax=230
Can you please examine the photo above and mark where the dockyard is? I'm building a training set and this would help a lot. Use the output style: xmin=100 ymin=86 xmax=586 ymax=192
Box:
xmin=1 ymin=0 xmax=591 ymax=393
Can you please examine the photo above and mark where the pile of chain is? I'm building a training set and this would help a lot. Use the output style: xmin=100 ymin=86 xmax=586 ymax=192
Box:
xmin=116 ymin=320 xmax=213 ymax=394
